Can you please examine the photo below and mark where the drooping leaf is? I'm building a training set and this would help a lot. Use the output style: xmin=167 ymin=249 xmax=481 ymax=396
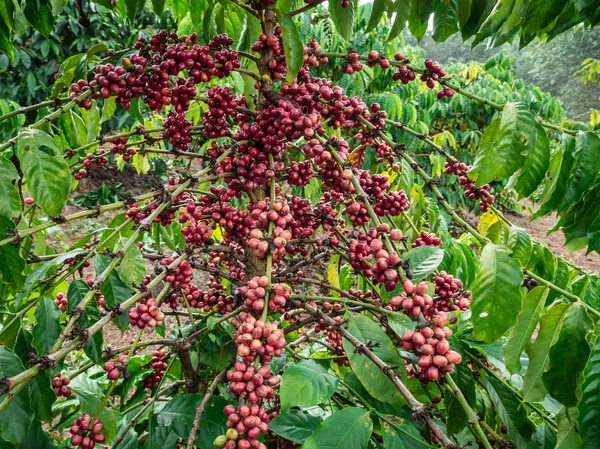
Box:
xmin=23 ymin=0 xmax=54 ymax=37
xmin=275 ymin=9 xmax=304 ymax=83
xmin=408 ymin=0 xmax=433 ymax=40
xmin=521 ymin=303 xmax=571 ymax=402
xmin=343 ymin=312 xmax=406 ymax=403
xmin=503 ymin=286 xmax=549 ymax=374
xmin=470 ymin=244 xmax=524 ymax=343
xmin=507 ymin=227 xmax=532 ymax=267
xmin=484 ymin=375 xmax=536 ymax=447
xmin=31 ymin=297 xmax=62 ymax=356
xmin=527 ymin=424 xmax=557 ymax=449
xmin=522 ymin=0 xmax=568 ymax=36
xmin=0 ymin=347 xmax=34 ymax=445
xmin=469 ymin=103 xmax=526 ymax=185
xmin=511 ymin=123 xmax=550 ymax=198
xmin=559 ymin=132 xmax=600 ymax=212
xmin=579 ymin=332 xmax=600 ymax=448
xmin=366 ymin=0 xmax=387 ymax=32
xmin=17 ymin=129 xmax=71 ymax=217
xmin=269 ymin=410 xmax=323 ymax=444
xmin=542 ymin=302 xmax=593 ymax=407
xmin=329 ymin=0 xmax=355 ymax=40
xmin=280 ymin=360 xmax=338 ymax=412
xmin=381 ymin=419 xmax=431 ymax=448
xmin=556 ymin=407 xmax=582 ymax=449
xmin=115 ymin=246 xmax=145 ymax=289
xmin=0 ymin=245 xmax=25 ymax=291
xmin=14 ymin=330 xmax=56 ymax=424
xmin=0 ymin=156 xmax=20 ymax=218
xmin=302 ymin=407 xmax=373 ymax=449
xmin=387 ymin=0 xmax=411 ymax=41
xmin=432 ymin=0 xmax=459 ymax=42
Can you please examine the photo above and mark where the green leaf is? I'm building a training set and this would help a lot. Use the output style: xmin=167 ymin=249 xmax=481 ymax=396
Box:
xmin=280 ymin=359 xmax=338 ymax=412
xmin=342 ymin=312 xmax=406 ymax=403
xmin=542 ymin=302 xmax=593 ymax=407
xmin=401 ymin=246 xmax=444 ymax=282
xmin=125 ymin=0 xmax=144 ymax=26
xmin=275 ymin=9 xmax=303 ymax=83
xmin=559 ymin=132 xmax=600 ymax=212
xmin=507 ymin=227 xmax=532 ymax=267
xmin=521 ymin=303 xmax=571 ymax=402
xmin=556 ymin=407 xmax=582 ymax=449
xmin=17 ymin=128 xmax=71 ymax=217
xmin=329 ymin=0 xmax=355 ymax=40
xmin=522 ymin=0 xmax=568 ymax=36
xmin=470 ymin=244 xmax=524 ymax=343
xmin=20 ymin=419 xmax=59 ymax=449
xmin=446 ymin=363 xmax=476 ymax=435
xmin=512 ymin=123 xmax=550 ymax=198
xmin=409 ymin=0 xmax=433 ymax=40
xmin=96 ymin=255 xmax=133 ymax=307
xmin=69 ymin=376 xmax=118 ymax=442
xmin=503 ymin=286 xmax=549 ymax=374
xmin=0 ymin=347 xmax=34 ymax=445
xmin=302 ymin=407 xmax=373 ymax=449
xmin=269 ymin=410 xmax=323 ymax=444
xmin=387 ymin=0 xmax=411 ymax=41
xmin=0 ymin=156 xmax=20 ymax=218
xmin=533 ymin=136 xmax=575 ymax=219
xmin=115 ymin=246 xmax=145 ymax=289
xmin=527 ymin=424 xmax=557 ymax=449
xmin=381 ymin=419 xmax=430 ymax=448
xmin=0 ymin=0 xmax=15 ymax=30
xmin=32 ymin=297 xmax=61 ymax=355
xmin=0 ymin=20 xmax=13 ymax=59
xmin=366 ymin=0 xmax=387 ymax=32
xmin=0 ymin=245 xmax=25 ymax=291
xmin=127 ymin=97 xmax=145 ymax=124
xmin=579 ymin=332 xmax=600 ymax=448
xmin=469 ymin=103 xmax=525 ymax=185
xmin=23 ymin=0 xmax=54 ymax=37
xmin=484 ymin=375 xmax=536 ymax=447
xmin=432 ymin=0 xmax=459 ymax=42
xmin=14 ymin=330 xmax=56 ymax=423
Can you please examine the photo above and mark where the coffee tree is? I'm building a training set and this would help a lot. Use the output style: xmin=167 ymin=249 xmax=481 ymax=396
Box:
xmin=1 ymin=1 xmax=600 ymax=449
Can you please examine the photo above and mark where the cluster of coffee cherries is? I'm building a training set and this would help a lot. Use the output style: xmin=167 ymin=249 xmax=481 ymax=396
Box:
xmin=347 ymin=226 xmax=403 ymax=291
xmin=218 ymin=404 xmax=271 ymax=449
xmin=342 ymin=52 xmax=363 ymax=75
xmin=234 ymin=312 xmax=286 ymax=363
xmin=202 ymin=86 xmax=243 ymax=138
xmin=103 ymin=353 xmax=127 ymax=380
xmin=401 ymin=312 xmax=462 ymax=382
xmin=286 ymin=160 xmax=313 ymax=186
xmin=412 ymin=231 xmax=442 ymax=247
xmin=433 ymin=272 xmax=472 ymax=314
xmin=52 ymin=373 xmax=72 ymax=397
xmin=240 ymin=276 xmax=291 ymax=314
xmin=69 ymin=414 xmax=105 ymax=448
xmin=303 ymin=39 xmax=329 ymax=68
xmin=445 ymin=161 xmax=495 ymax=212
xmin=251 ymin=28 xmax=287 ymax=81
xmin=128 ymin=297 xmax=165 ymax=329
xmin=144 ymin=350 xmax=169 ymax=389
xmin=78 ymin=151 xmax=108 ymax=180
xmin=162 ymin=257 xmax=193 ymax=288
xmin=227 ymin=362 xmax=279 ymax=403
xmin=366 ymin=50 xmax=390 ymax=69
xmin=55 ymin=292 xmax=68 ymax=312
xmin=314 ymin=315 xmax=349 ymax=366
xmin=108 ymin=136 xmax=137 ymax=161
xmin=391 ymin=53 xmax=417 ymax=84
xmin=419 ymin=57 xmax=454 ymax=99
xmin=389 ymin=280 xmax=432 ymax=317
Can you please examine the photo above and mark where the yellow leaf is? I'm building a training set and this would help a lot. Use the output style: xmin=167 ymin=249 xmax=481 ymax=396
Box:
xmin=327 ymin=254 xmax=340 ymax=296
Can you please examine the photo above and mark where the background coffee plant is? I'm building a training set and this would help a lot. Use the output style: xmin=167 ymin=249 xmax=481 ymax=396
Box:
xmin=1 ymin=0 xmax=600 ymax=448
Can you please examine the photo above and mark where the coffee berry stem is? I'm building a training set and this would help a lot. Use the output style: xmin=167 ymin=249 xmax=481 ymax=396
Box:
xmin=290 ymin=294 xmax=396 ymax=315
xmin=318 ymin=52 xmax=578 ymax=137
xmin=444 ymin=374 xmax=493 ymax=449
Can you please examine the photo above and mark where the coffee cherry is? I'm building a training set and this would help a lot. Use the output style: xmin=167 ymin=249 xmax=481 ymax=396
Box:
xmin=53 ymin=373 xmax=72 ymax=397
